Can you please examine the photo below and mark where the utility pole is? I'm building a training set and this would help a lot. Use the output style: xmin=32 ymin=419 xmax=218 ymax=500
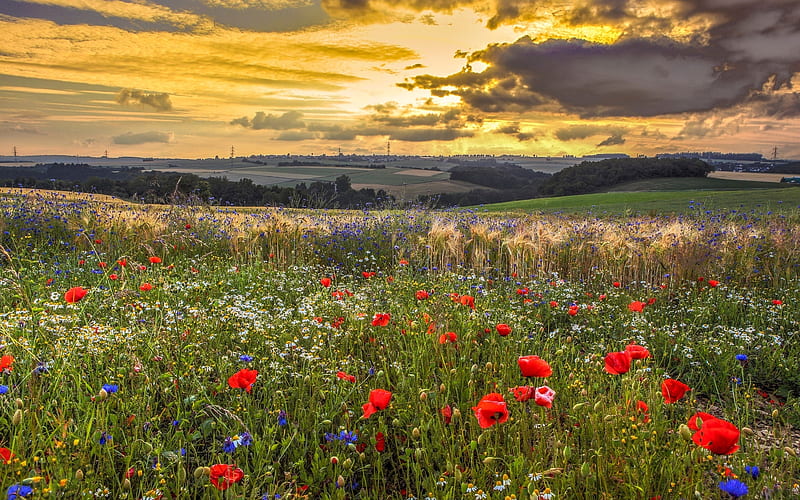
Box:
xmin=772 ymin=146 xmax=778 ymax=161
xmin=386 ymin=140 xmax=391 ymax=158
xmin=12 ymin=146 xmax=17 ymax=157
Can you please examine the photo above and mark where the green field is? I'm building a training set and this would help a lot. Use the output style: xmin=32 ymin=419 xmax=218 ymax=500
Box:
xmin=479 ymin=181 xmax=800 ymax=215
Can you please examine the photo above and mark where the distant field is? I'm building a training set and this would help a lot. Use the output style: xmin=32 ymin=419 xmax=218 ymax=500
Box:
xmin=478 ymin=186 xmax=800 ymax=214
xmin=708 ymin=171 xmax=788 ymax=183
xmin=606 ymin=176 xmax=795 ymax=191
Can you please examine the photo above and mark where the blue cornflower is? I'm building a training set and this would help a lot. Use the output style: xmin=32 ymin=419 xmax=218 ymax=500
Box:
xmin=0 ymin=385 xmax=8 ymax=394
xmin=222 ymin=437 xmax=237 ymax=453
xmin=223 ymin=432 xmax=253 ymax=453
xmin=277 ymin=410 xmax=288 ymax=427
xmin=745 ymin=465 xmax=760 ymax=479
xmin=719 ymin=479 xmax=748 ymax=498
xmin=101 ymin=384 xmax=119 ymax=393
xmin=239 ymin=354 xmax=253 ymax=362
xmin=736 ymin=354 xmax=749 ymax=362
xmin=338 ymin=430 xmax=358 ymax=444
xmin=99 ymin=432 xmax=112 ymax=445
xmin=6 ymin=484 xmax=33 ymax=499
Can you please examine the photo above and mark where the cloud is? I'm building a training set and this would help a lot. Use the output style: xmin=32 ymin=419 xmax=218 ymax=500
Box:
xmin=116 ymin=89 xmax=173 ymax=112
xmin=596 ymin=133 xmax=626 ymax=147
xmin=231 ymin=110 xmax=305 ymax=130
xmin=275 ymin=130 xmax=316 ymax=140
xmin=554 ymin=124 xmax=627 ymax=142
xmin=113 ymin=131 xmax=173 ymax=144
xmin=1 ymin=122 xmax=43 ymax=135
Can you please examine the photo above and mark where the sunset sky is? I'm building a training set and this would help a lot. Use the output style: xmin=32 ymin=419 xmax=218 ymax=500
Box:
xmin=2 ymin=0 xmax=800 ymax=159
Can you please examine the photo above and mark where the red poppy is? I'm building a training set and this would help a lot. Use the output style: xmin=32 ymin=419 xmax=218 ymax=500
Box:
xmin=98 ymin=261 xmax=107 ymax=268
xmin=362 ymin=271 xmax=376 ymax=278
xmin=415 ymin=290 xmax=429 ymax=300
xmin=518 ymin=355 xmax=553 ymax=378
xmin=320 ymin=277 xmax=332 ymax=287
xmin=496 ymin=324 xmax=512 ymax=336
xmin=661 ymin=379 xmax=691 ymax=404
xmin=549 ymin=300 xmax=558 ymax=308
xmin=687 ymin=412 xmax=740 ymax=455
xmin=371 ymin=313 xmax=390 ymax=327
xmin=534 ymin=386 xmax=556 ymax=408
xmin=0 ymin=355 xmax=15 ymax=372
xmin=516 ymin=288 xmax=529 ymax=295
xmin=149 ymin=256 xmax=162 ymax=264
xmin=441 ymin=405 xmax=452 ymax=424
xmin=185 ymin=224 xmax=192 ymax=229
xmin=604 ymin=351 xmax=632 ymax=374
xmin=0 ymin=447 xmax=15 ymax=464
xmin=511 ymin=386 xmax=535 ymax=402
xmin=375 ymin=432 xmax=386 ymax=452
xmin=399 ymin=259 xmax=409 ymax=265
xmin=228 ymin=369 xmax=258 ymax=393
xmin=472 ymin=393 xmax=509 ymax=428
xmin=438 ymin=332 xmax=457 ymax=344
xmin=708 ymin=279 xmax=720 ymax=287
xmin=139 ymin=283 xmax=153 ymax=291
xmin=64 ymin=286 xmax=88 ymax=303
xmin=625 ymin=343 xmax=651 ymax=359
xmin=568 ymin=305 xmax=579 ymax=316
xmin=117 ymin=259 xmax=127 ymax=267
xmin=336 ymin=371 xmax=356 ymax=383
xmin=636 ymin=400 xmax=651 ymax=423
xmin=772 ymin=299 xmax=783 ymax=305
xmin=362 ymin=389 xmax=392 ymax=419
xmin=628 ymin=301 xmax=646 ymax=312
xmin=209 ymin=464 xmax=244 ymax=491
xmin=459 ymin=295 xmax=475 ymax=309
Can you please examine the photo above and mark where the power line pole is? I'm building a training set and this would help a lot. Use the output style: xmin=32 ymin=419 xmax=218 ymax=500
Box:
xmin=772 ymin=146 xmax=778 ymax=161
xmin=12 ymin=146 xmax=17 ymax=157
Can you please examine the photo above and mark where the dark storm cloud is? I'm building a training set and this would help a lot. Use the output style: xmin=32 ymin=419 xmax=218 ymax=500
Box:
xmin=231 ymin=110 xmax=305 ymax=130
xmin=275 ymin=130 xmax=316 ymax=141
xmin=554 ymin=124 xmax=627 ymax=142
xmin=596 ymin=133 xmax=625 ymax=147
xmin=403 ymin=37 xmax=776 ymax=117
xmin=113 ymin=131 xmax=172 ymax=144
xmin=399 ymin=0 xmax=800 ymax=119
xmin=117 ymin=89 xmax=173 ymax=112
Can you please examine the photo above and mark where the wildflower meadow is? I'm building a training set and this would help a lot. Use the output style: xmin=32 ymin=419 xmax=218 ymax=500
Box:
xmin=0 ymin=189 xmax=799 ymax=499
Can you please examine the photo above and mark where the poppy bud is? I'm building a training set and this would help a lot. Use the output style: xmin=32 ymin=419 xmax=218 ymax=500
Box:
xmin=593 ymin=401 xmax=603 ymax=411
xmin=415 ymin=448 xmax=424 ymax=459
xmin=12 ymin=409 xmax=22 ymax=426
xmin=452 ymin=408 xmax=461 ymax=420
xmin=454 ymin=468 xmax=462 ymax=481
xmin=565 ymin=336 xmax=573 ymax=343
xmin=785 ymin=447 xmax=797 ymax=457
xmin=572 ymin=402 xmax=588 ymax=411
xmin=15 ymin=398 xmax=23 ymax=409
xmin=336 ymin=475 xmax=345 ymax=488
xmin=419 ymin=392 xmax=427 ymax=401
xmin=772 ymin=409 xmax=779 ymax=418
xmin=678 ymin=424 xmax=692 ymax=441
xmin=392 ymin=419 xmax=401 ymax=427
xmin=470 ymin=364 xmax=478 ymax=373
xmin=563 ymin=445 xmax=572 ymax=460
xmin=193 ymin=467 xmax=206 ymax=479
xmin=741 ymin=427 xmax=754 ymax=436
xmin=485 ymin=362 xmax=493 ymax=371
xmin=580 ymin=462 xmax=591 ymax=477
xmin=75 ymin=470 xmax=84 ymax=481
xmin=343 ymin=458 xmax=353 ymax=469
xmin=121 ymin=478 xmax=131 ymax=490
xmin=97 ymin=389 xmax=108 ymax=401
xmin=482 ymin=456 xmax=497 ymax=465
xmin=412 ymin=427 xmax=421 ymax=439
xmin=439 ymin=383 xmax=446 ymax=392
xmin=330 ymin=456 xmax=339 ymax=464
xmin=177 ymin=466 xmax=186 ymax=483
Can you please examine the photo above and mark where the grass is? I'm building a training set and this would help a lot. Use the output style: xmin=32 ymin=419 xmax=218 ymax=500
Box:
xmin=0 ymin=191 xmax=798 ymax=499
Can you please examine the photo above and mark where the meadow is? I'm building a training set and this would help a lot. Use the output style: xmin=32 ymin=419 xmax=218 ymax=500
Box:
xmin=0 ymin=188 xmax=799 ymax=499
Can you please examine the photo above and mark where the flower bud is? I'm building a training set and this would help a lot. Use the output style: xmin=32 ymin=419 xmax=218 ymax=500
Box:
xmin=678 ymin=424 xmax=692 ymax=441
xmin=772 ymin=409 xmax=779 ymax=418
xmin=75 ymin=470 xmax=84 ymax=481
xmin=330 ymin=456 xmax=339 ymax=465
xmin=419 ymin=392 xmax=428 ymax=402
xmin=482 ymin=456 xmax=497 ymax=465
xmin=343 ymin=458 xmax=353 ymax=469
xmin=563 ymin=446 xmax=572 ymax=461
xmin=485 ymin=362 xmax=493 ymax=371
xmin=97 ymin=389 xmax=108 ymax=401
xmin=580 ymin=462 xmax=591 ymax=477
xmin=785 ymin=447 xmax=797 ymax=457
xmin=439 ymin=383 xmax=446 ymax=392
xmin=121 ymin=478 xmax=131 ymax=490
xmin=15 ymin=398 xmax=23 ymax=409
xmin=337 ymin=475 xmax=345 ymax=488
xmin=412 ymin=427 xmax=421 ymax=439
xmin=193 ymin=467 xmax=206 ymax=479
xmin=11 ymin=409 xmax=22 ymax=426
xmin=741 ymin=427 xmax=754 ymax=437
xmin=452 ymin=408 xmax=461 ymax=420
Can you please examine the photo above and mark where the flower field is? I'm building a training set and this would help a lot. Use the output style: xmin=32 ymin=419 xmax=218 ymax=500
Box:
xmin=0 ymin=190 xmax=799 ymax=499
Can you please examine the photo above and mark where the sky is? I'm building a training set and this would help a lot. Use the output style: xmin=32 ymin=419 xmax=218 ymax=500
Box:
xmin=2 ymin=0 xmax=800 ymax=159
